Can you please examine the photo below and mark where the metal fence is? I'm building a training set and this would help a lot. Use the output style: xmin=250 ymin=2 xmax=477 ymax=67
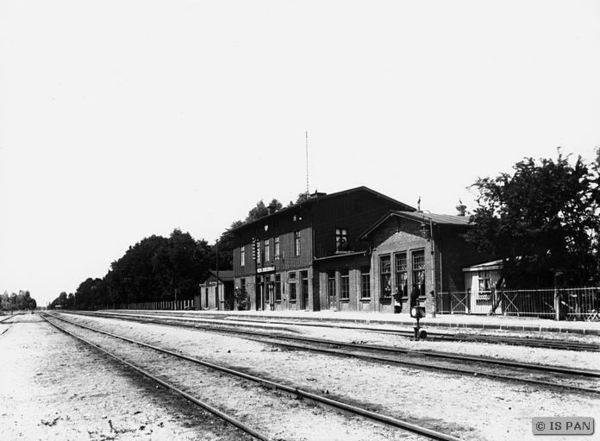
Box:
xmin=117 ymin=300 xmax=196 ymax=311
xmin=437 ymin=287 xmax=600 ymax=321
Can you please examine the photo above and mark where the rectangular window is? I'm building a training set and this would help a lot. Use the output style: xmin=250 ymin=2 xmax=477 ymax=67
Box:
xmin=264 ymin=239 xmax=270 ymax=262
xmin=380 ymin=255 xmax=392 ymax=298
xmin=274 ymin=236 xmax=280 ymax=259
xmin=412 ymin=250 xmax=425 ymax=297
xmin=478 ymin=270 xmax=491 ymax=292
xmin=240 ymin=247 xmax=245 ymax=267
xmin=256 ymin=241 xmax=262 ymax=265
xmin=340 ymin=269 xmax=349 ymax=299
xmin=477 ymin=270 xmax=492 ymax=299
xmin=294 ymin=231 xmax=301 ymax=256
xmin=335 ymin=228 xmax=348 ymax=252
xmin=361 ymin=267 xmax=371 ymax=299
xmin=275 ymin=274 xmax=282 ymax=301
xmin=395 ymin=253 xmax=408 ymax=298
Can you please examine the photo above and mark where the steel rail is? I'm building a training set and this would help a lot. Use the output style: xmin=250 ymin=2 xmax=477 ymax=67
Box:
xmin=217 ymin=317 xmax=600 ymax=351
xmin=267 ymin=334 xmax=600 ymax=378
xmin=240 ymin=334 xmax=600 ymax=395
xmin=46 ymin=312 xmax=465 ymax=441
xmin=76 ymin=310 xmax=599 ymax=379
xmin=88 ymin=310 xmax=600 ymax=352
xmin=40 ymin=314 xmax=271 ymax=441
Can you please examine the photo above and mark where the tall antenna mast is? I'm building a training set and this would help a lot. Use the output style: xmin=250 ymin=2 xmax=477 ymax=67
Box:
xmin=305 ymin=131 xmax=310 ymax=197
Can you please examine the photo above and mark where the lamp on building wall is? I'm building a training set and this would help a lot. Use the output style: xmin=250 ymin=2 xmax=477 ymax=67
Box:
xmin=419 ymin=223 xmax=430 ymax=239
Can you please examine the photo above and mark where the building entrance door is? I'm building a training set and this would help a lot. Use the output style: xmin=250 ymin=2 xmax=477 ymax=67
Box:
xmin=301 ymin=271 xmax=309 ymax=310
xmin=255 ymin=276 xmax=265 ymax=311
xmin=327 ymin=272 xmax=336 ymax=310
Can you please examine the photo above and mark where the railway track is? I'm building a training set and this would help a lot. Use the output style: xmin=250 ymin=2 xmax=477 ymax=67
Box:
xmin=60 ymin=311 xmax=600 ymax=395
xmin=42 ymin=312 xmax=465 ymax=441
xmin=85 ymin=310 xmax=600 ymax=352
xmin=211 ymin=315 xmax=600 ymax=352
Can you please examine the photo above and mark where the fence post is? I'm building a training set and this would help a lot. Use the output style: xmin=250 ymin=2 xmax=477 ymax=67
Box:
xmin=554 ymin=288 xmax=560 ymax=321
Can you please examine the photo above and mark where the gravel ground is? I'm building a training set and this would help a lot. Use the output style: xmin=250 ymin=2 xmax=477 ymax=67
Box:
xmin=1 ymin=312 xmax=599 ymax=441
xmin=61 ymin=312 xmax=600 ymax=441
xmin=0 ymin=313 xmax=253 ymax=440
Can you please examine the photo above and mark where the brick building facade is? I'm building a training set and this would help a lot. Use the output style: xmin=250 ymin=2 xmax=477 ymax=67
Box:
xmin=359 ymin=211 xmax=489 ymax=315
xmin=230 ymin=187 xmax=415 ymax=312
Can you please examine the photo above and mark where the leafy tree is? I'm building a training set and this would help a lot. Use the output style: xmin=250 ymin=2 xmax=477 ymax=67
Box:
xmin=0 ymin=292 xmax=8 ymax=310
xmin=58 ymin=292 xmax=68 ymax=308
xmin=245 ymin=198 xmax=283 ymax=223
xmin=152 ymin=229 xmax=209 ymax=301
xmin=267 ymin=198 xmax=283 ymax=214
xmin=245 ymin=200 xmax=268 ymax=222
xmin=288 ymin=192 xmax=310 ymax=207
xmin=468 ymin=149 xmax=600 ymax=287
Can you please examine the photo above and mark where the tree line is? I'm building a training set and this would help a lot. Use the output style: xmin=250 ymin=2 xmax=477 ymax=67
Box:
xmin=48 ymin=193 xmax=310 ymax=310
xmin=49 ymin=149 xmax=600 ymax=310
xmin=1 ymin=290 xmax=37 ymax=312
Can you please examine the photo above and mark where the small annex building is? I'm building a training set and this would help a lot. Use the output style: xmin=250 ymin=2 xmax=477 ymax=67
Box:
xmin=198 ymin=270 xmax=235 ymax=310
xmin=358 ymin=211 xmax=490 ymax=315
xmin=463 ymin=259 xmax=503 ymax=314
xmin=229 ymin=186 xmax=416 ymax=312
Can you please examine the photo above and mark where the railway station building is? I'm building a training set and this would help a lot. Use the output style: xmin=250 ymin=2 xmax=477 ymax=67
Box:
xmin=230 ymin=187 xmax=415 ymax=312
xmin=229 ymin=186 xmax=489 ymax=315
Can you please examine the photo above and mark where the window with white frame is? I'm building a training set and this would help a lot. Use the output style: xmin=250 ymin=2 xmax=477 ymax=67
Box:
xmin=380 ymin=255 xmax=392 ymax=298
xmin=360 ymin=267 xmax=371 ymax=299
xmin=274 ymin=236 xmax=280 ymax=258
xmin=477 ymin=270 xmax=492 ymax=299
xmin=294 ymin=231 xmax=301 ymax=256
xmin=264 ymin=239 xmax=270 ymax=262
xmin=395 ymin=253 xmax=408 ymax=298
xmin=240 ymin=247 xmax=245 ymax=267
xmin=412 ymin=250 xmax=425 ymax=297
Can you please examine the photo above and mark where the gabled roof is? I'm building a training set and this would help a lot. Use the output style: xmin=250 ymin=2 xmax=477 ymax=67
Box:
xmin=395 ymin=211 xmax=472 ymax=226
xmin=462 ymin=259 xmax=503 ymax=272
xmin=359 ymin=210 xmax=472 ymax=240
xmin=204 ymin=270 xmax=234 ymax=282
xmin=229 ymin=186 xmax=416 ymax=233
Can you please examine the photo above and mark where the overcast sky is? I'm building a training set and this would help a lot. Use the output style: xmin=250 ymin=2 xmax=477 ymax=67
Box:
xmin=1 ymin=1 xmax=599 ymax=306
